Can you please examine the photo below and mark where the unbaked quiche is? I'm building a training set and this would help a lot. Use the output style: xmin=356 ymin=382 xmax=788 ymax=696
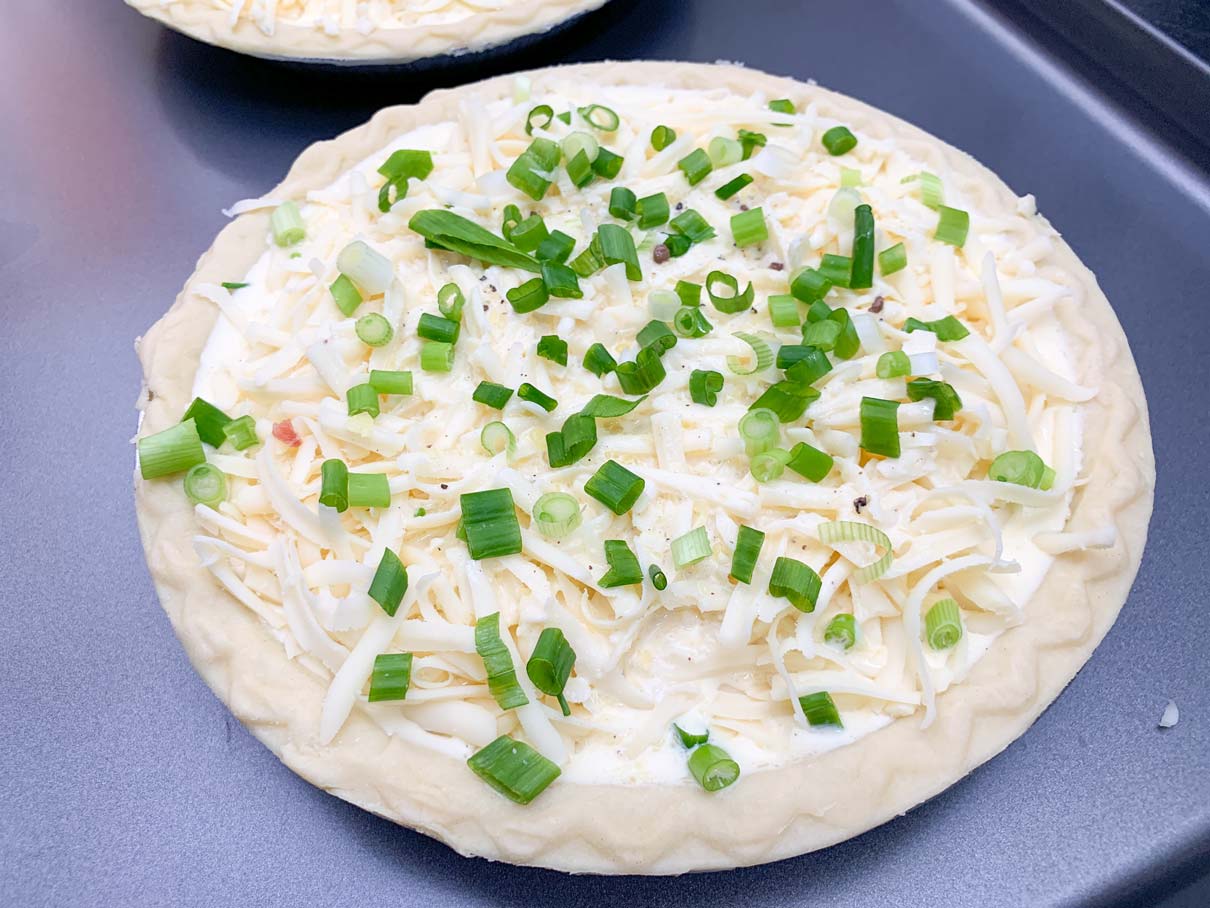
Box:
xmin=133 ymin=62 xmax=1154 ymax=872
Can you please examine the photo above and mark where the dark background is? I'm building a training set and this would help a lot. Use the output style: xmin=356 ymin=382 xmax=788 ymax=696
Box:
xmin=1 ymin=1 xmax=1207 ymax=905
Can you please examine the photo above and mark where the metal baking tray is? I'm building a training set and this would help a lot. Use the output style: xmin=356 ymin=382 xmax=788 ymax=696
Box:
xmin=2 ymin=0 xmax=1207 ymax=905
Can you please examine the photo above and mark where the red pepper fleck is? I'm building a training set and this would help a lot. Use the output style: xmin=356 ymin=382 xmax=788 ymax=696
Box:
xmin=769 ymin=262 xmax=784 ymax=271
xmin=653 ymin=244 xmax=671 ymax=264
xmin=273 ymin=420 xmax=301 ymax=447
xmin=870 ymin=295 xmax=885 ymax=314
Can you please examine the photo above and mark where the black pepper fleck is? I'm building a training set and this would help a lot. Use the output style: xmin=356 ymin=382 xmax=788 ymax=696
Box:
xmin=770 ymin=262 xmax=784 ymax=271
xmin=675 ymin=202 xmax=684 ymax=211
xmin=871 ymin=295 xmax=885 ymax=314
xmin=739 ymin=203 xmax=749 ymax=212
xmin=854 ymin=496 xmax=868 ymax=514
xmin=440 ymin=483 xmax=448 ymax=490
xmin=488 ymin=285 xmax=497 ymax=293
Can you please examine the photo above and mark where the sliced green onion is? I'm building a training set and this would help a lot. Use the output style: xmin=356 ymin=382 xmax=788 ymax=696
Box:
xmin=904 ymin=315 xmax=970 ymax=341
xmin=669 ymin=209 xmax=716 ymax=245
xmin=675 ymin=280 xmax=702 ymax=307
xmin=790 ymin=267 xmax=833 ymax=304
xmin=419 ymin=341 xmax=454 ymax=373
xmin=355 ymin=312 xmax=393 ymax=347
xmin=480 ymin=421 xmax=516 ymax=458
xmin=925 ymin=598 xmax=963 ymax=649
xmin=850 ymin=204 xmax=875 ymax=289
xmin=376 ymin=149 xmax=433 ymax=211
xmin=651 ymin=124 xmax=676 ymax=151
xmin=708 ymin=136 xmax=743 ymax=166
xmin=525 ymin=104 xmax=554 ymax=135
xmin=859 ymin=397 xmax=900 ymax=458
xmin=636 ymin=192 xmax=670 ymax=230
xmin=330 ymin=273 xmax=363 ymax=316
xmin=506 ymin=277 xmax=549 ymax=314
xmin=739 ymin=408 xmax=780 ymax=456
xmin=636 ymin=320 xmax=677 ymax=353
xmin=368 ymin=549 xmax=408 ymax=617
xmin=337 ymin=240 xmax=394 ymax=294
xmin=475 ymin=612 xmax=529 ymax=710
xmin=615 ymin=345 xmax=667 ymax=394
xmin=935 ymin=205 xmax=971 ymax=247
xmin=989 ymin=450 xmax=1053 ymax=489
xmin=592 ymin=147 xmax=624 ymax=179
xmin=687 ymin=743 xmax=740 ymax=792
xmin=707 ymin=271 xmax=754 ymax=315
xmin=876 ymin=350 xmax=911 ymax=378
xmin=824 ymin=614 xmax=857 ymax=650
xmin=600 ymin=539 xmax=643 ymax=588
xmin=367 ymin=652 xmax=413 ymax=702
xmin=731 ymin=207 xmax=768 ymax=247
xmin=678 ymin=148 xmax=713 ymax=185
xmin=802 ymin=317 xmax=842 ymax=352
xmin=436 ymin=283 xmax=465 ymax=322
xmin=584 ymin=343 xmax=617 ymax=376
xmin=569 ymin=234 xmax=605 ymax=278
xmin=542 ymin=260 xmax=583 ymax=298
xmin=346 ymin=383 xmax=380 ymax=418
xmin=319 ymin=458 xmax=349 ymax=513
xmin=907 ymin=377 xmax=963 ymax=420
xmin=580 ymin=394 xmax=647 ymax=418
xmin=819 ymin=254 xmax=853 ymax=289
xmin=467 ymin=735 xmax=560 ymax=805
xmin=502 ymin=204 xmax=523 ymax=241
xmin=609 ymin=186 xmax=637 ymax=220
xmin=579 ymin=103 xmax=619 ymax=131
xmin=663 ymin=234 xmax=691 ymax=258
xmin=517 ymin=383 xmax=558 ymax=412
xmin=750 ymin=448 xmax=792 ymax=483
xmin=879 ymin=243 xmax=908 ymax=276
xmin=829 ymin=308 xmax=861 ymax=360
xmin=649 ymin=564 xmax=668 ymax=591
xmin=727 ymin=332 xmax=773 ymax=375
xmin=671 ymin=527 xmax=712 ymax=569
xmin=821 ymin=125 xmax=857 ymax=156
xmin=584 ymin=460 xmax=644 ymax=515
xmin=536 ymin=230 xmax=575 ymax=264
xmin=769 ymin=97 xmax=795 ymax=114
xmin=270 ymin=201 xmax=305 ymax=247
xmin=416 ymin=313 xmax=459 ymax=345
xmin=181 ymin=397 xmax=232 ymax=447
xmin=841 ymin=166 xmax=863 ymax=187
xmin=649 ymin=289 xmax=681 ymax=320
xmin=367 ymin=370 xmax=411 ymax=396
xmin=769 ymin=294 xmax=800 ymax=328
xmin=566 ymin=149 xmax=595 ymax=188
xmin=527 ymin=627 xmax=576 ymax=715
xmin=410 ymin=210 xmax=540 ymax=273
xmin=506 ymin=138 xmax=561 ymax=201
xmin=749 ymin=383 xmax=817 ymax=423
xmin=730 ymin=526 xmax=766 ymax=584
xmin=348 ymin=472 xmax=390 ymax=508
xmin=715 ymin=173 xmax=754 ymax=201
xmin=510 ymin=216 xmax=549 ymax=254
xmin=532 ymin=492 xmax=583 ymax=540
xmin=674 ymin=723 xmax=709 ymax=748
xmin=183 ymin=463 xmax=226 ymax=508
xmin=798 ymin=691 xmax=843 ymax=728
xmin=414 ymin=507 xmax=427 ymax=517
xmin=902 ymin=171 xmax=945 ymax=209
xmin=787 ymin=442 xmax=834 ymax=482
xmin=782 ymin=348 xmax=832 ymax=387
xmin=818 ymin=520 xmax=893 ymax=583
xmin=769 ymin=556 xmax=822 ymax=612
xmin=738 ymin=128 xmax=767 ymax=158
xmin=222 ymin=415 xmax=259 ymax=451
xmin=473 ymin=381 xmax=513 ymax=409
xmin=536 ymin=335 xmax=569 ymax=367
xmin=562 ymin=132 xmax=600 ymax=166
xmin=690 ymin=369 xmax=724 ymax=406
xmin=460 ymin=488 xmax=522 ymax=560
xmin=545 ymin=413 xmax=597 ymax=467
xmin=221 ymin=281 xmax=248 ymax=291
xmin=599 ymin=223 xmax=642 ymax=281
xmin=674 ymin=306 xmax=713 ymax=338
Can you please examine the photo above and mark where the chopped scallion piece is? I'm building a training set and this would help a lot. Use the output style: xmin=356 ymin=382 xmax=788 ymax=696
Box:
xmin=651 ymin=124 xmax=676 ymax=150
xmin=750 ymin=448 xmax=792 ymax=483
xmin=183 ymin=463 xmax=226 ymax=508
xmin=821 ymin=125 xmax=857 ymax=156
xmin=584 ymin=460 xmax=644 ymax=515
xmin=355 ymin=312 xmax=393 ymax=347
xmin=731 ymin=207 xmax=768 ymax=247
xmin=475 ymin=612 xmax=529 ymax=710
xmin=545 ymin=413 xmax=597 ymax=467
xmin=769 ymin=557 xmax=822 ymax=612
xmin=841 ymin=166 xmax=862 ymax=187
xmin=506 ymin=138 xmax=561 ymax=201
xmin=802 ymin=318 xmax=842 ymax=352
xmin=437 ymin=283 xmax=465 ymax=322
xmin=663 ymin=233 xmax=691 ymax=258
xmin=181 ymin=397 xmax=232 ymax=447
xmin=609 ymin=186 xmax=637 ymax=220
xmin=935 ymin=205 xmax=971 ymax=247
xmin=876 ymin=350 xmax=911 ymax=379
xmin=649 ymin=564 xmax=668 ymax=591
xmin=636 ymin=192 xmax=670 ymax=230
xmin=673 ymin=305 xmax=713 ymax=338
xmin=222 ymin=415 xmax=259 ymax=451
xmin=367 ymin=549 xmax=408 ymax=617
xmin=367 ymin=652 xmax=413 ymax=702
xmin=329 ymin=273 xmax=362 ymax=316
xmin=850 ymin=204 xmax=875 ymax=289
xmin=727 ymin=332 xmax=773 ymax=375
xmin=376 ymin=149 xmax=434 ymax=211
xmin=824 ymin=614 xmax=858 ymax=650
xmin=902 ymin=171 xmax=945 ymax=209
xmin=473 ymin=381 xmax=514 ymax=410
xmin=879 ymin=242 xmax=908 ymax=276
xmin=730 ymin=526 xmax=765 ymax=584
xmin=580 ymin=394 xmax=647 ymax=418
xmin=675 ymin=280 xmax=702 ymax=307
xmin=829 ymin=307 xmax=861 ymax=360
xmin=769 ymin=294 xmax=800 ymax=328
xmin=904 ymin=315 xmax=970 ymax=341
xmin=739 ymin=408 xmax=780 ymax=457
xmin=738 ymin=128 xmax=767 ymax=158
xmin=689 ymin=369 xmax=724 ymax=406
xmin=517 ymin=383 xmax=558 ymax=412
xmin=419 ymin=340 xmax=455 ymax=373
xmin=417 ymin=312 xmax=459 ymax=345
xmin=599 ymin=223 xmax=642 ymax=281
xmin=636 ymin=320 xmax=677 ymax=353
xmin=798 ymin=691 xmax=843 ymax=728
xmin=925 ymin=598 xmax=963 ymax=649
xmin=536 ymin=230 xmax=575 ymax=264
xmin=532 ymin=335 xmax=568 ymax=367
xmin=671 ymin=527 xmax=712 ymax=569
xmin=542 ymin=260 xmax=583 ymax=298
xmin=615 ymin=345 xmax=667 ymax=394
xmin=527 ymin=627 xmax=576 ymax=715
xmin=748 ymin=383 xmax=817 ymax=422
xmin=989 ymin=450 xmax=1054 ymax=489
xmin=790 ymin=267 xmax=833 ymax=304
xmin=531 ymin=492 xmax=583 ymax=539
xmin=566 ymin=148 xmax=595 ymax=188
xmin=221 ymin=281 xmax=248 ymax=291
xmin=319 ymin=458 xmax=349 ymax=512
xmin=346 ymin=383 xmax=380 ymax=418
xmin=669 ymin=209 xmax=716 ymax=244
xmin=593 ymin=147 xmax=624 ymax=179
xmin=270 ymin=201 xmax=305 ymax=247
xmin=674 ymin=723 xmax=709 ymax=748
xmin=707 ymin=270 xmax=755 ymax=314
xmin=769 ymin=99 xmax=796 ymax=114
xmin=467 ymin=735 xmax=560 ymax=805
xmin=600 ymin=539 xmax=643 ymax=588
xmin=677 ymin=148 xmax=713 ymax=186
xmin=480 ymin=421 xmax=516 ymax=458
xmin=525 ymin=104 xmax=554 ymax=135
xmin=460 ymin=489 xmax=522 ymax=559
xmin=780 ymin=345 xmax=832 ymax=384
xmin=687 ymin=743 xmax=740 ymax=792
xmin=579 ymin=103 xmax=619 ymax=131
xmin=818 ymin=520 xmax=893 ymax=583
xmin=907 ymin=377 xmax=963 ymax=420
xmin=348 ymin=472 xmax=390 ymax=508
xmin=860 ymin=397 xmax=900 ymax=458
xmin=715 ymin=173 xmax=754 ymax=200
xmin=583 ymin=343 xmax=617 ymax=376
xmin=708 ymin=136 xmax=743 ymax=166
xmin=818 ymin=253 xmax=853 ymax=289
xmin=510 ymin=215 xmax=549 ymax=253
xmin=787 ymin=442 xmax=834 ymax=482
xmin=369 ymin=370 xmax=412 ymax=395
xmin=337 ymin=240 xmax=394 ymax=294
xmin=506 ymin=277 xmax=550 ymax=314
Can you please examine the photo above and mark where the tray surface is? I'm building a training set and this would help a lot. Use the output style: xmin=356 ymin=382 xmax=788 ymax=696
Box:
xmin=1 ymin=1 xmax=1207 ymax=905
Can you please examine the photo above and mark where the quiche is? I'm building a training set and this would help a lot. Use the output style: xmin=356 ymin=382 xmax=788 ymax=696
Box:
xmin=124 ymin=0 xmax=611 ymax=63
xmin=133 ymin=62 xmax=1155 ymax=872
